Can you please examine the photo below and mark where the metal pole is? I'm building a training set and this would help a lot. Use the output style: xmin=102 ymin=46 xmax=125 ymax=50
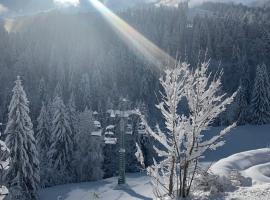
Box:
xmin=118 ymin=99 xmax=126 ymax=185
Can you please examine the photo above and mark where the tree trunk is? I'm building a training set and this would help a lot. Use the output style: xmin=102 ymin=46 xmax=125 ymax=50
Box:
xmin=168 ymin=156 xmax=175 ymax=196
xmin=181 ymin=161 xmax=189 ymax=198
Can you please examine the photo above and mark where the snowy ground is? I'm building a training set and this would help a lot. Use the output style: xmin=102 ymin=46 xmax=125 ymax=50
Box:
xmin=39 ymin=174 xmax=154 ymax=200
xmin=39 ymin=172 xmax=270 ymax=200
xmin=211 ymin=148 xmax=270 ymax=184
xmin=204 ymin=124 xmax=270 ymax=161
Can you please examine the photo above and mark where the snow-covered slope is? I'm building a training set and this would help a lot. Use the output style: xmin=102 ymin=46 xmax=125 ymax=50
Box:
xmin=204 ymin=125 xmax=270 ymax=161
xmin=211 ymin=148 xmax=270 ymax=184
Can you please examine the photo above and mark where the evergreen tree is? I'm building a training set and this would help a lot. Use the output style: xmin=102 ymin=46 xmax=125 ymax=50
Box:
xmin=4 ymin=76 xmax=40 ymax=200
xmin=235 ymin=76 xmax=250 ymax=125
xmin=47 ymin=96 xmax=73 ymax=185
xmin=103 ymin=142 xmax=118 ymax=178
xmin=73 ymin=108 xmax=104 ymax=182
xmin=68 ymin=91 xmax=78 ymax=136
xmin=78 ymin=74 xmax=91 ymax=110
xmin=250 ymin=64 xmax=270 ymax=124
xmin=36 ymin=102 xmax=50 ymax=187
xmin=0 ymin=136 xmax=10 ymax=196
xmin=38 ymin=78 xmax=46 ymax=103
xmin=53 ymin=82 xmax=63 ymax=100
xmin=125 ymin=134 xmax=139 ymax=172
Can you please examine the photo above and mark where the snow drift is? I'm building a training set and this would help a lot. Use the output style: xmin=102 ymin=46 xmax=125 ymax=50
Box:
xmin=210 ymin=148 xmax=270 ymax=184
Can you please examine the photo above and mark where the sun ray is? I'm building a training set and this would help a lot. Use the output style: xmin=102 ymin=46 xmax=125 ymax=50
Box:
xmin=89 ymin=0 xmax=176 ymax=69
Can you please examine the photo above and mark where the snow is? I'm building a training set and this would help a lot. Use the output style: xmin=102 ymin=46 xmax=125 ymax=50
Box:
xmin=106 ymin=125 xmax=115 ymax=130
xmin=211 ymin=148 xmax=270 ymax=184
xmin=39 ymin=174 xmax=153 ymax=200
xmin=39 ymin=173 xmax=270 ymax=200
xmin=105 ymin=131 xmax=114 ymax=135
xmin=194 ymin=183 xmax=270 ymax=200
xmin=104 ymin=137 xmax=117 ymax=144
xmin=91 ymin=130 xmax=102 ymax=136
xmin=204 ymin=124 xmax=270 ymax=161
xmin=94 ymin=120 xmax=101 ymax=128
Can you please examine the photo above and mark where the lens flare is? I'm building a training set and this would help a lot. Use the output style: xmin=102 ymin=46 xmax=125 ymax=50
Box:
xmin=89 ymin=0 xmax=176 ymax=68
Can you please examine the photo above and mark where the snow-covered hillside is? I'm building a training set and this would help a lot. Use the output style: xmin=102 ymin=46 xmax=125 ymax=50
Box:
xmin=211 ymin=148 xmax=270 ymax=184
xmin=204 ymin=125 xmax=270 ymax=161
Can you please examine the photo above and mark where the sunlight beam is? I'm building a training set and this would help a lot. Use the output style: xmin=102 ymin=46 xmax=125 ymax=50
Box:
xmin=89 ymin=0 xmax=176 ymax=69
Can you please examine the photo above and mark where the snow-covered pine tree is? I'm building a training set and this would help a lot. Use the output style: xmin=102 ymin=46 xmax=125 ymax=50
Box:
xmin=38 ymin=77 xmax=46 ymax=103
xmin=138 ymin=61 xmax=236 ymax=199
xmin=53 ymin=82 xmax=63 ymax=100
xmin=103 ymin=103 xmax=118 ymax=178
xmin=249 ymin=64 xmax=270 ymax=124
xmin=78 ymin=74 xmax=91 ymax=110
xmin=36 ymin=102 xmax=50 ymax=187
xmin=47 ymin=96 xmax=74 ymax=185
xmin=4 ymin=76 xmax=40 ymax=200
xmin=235 ymin=76 xmax=250 ymax=125
xmin=0 ymin=137 xmax=10 ymax=197
xmin=73 ymin=108 xmax=104 ymax=182
xmin=135 ymin=101 xmax=155 ymax=167
xmin=68 ymin=91 xmax=78 ymax=136
xmin=223 ymin=69 xmax=250 ymax=126
xmin=223 ymin=59 xmax=250 ymax=125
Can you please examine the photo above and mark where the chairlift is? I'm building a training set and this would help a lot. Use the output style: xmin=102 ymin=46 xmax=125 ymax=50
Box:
xmin=126 ymin=118 xmax=133 ymax=135
xmin=104 ymin=124 xmax=117 ymax=144
xmin=187 ymin=23 xmax=193 ymax=29
xmin=94 ymin=120 xmax=101 ymax=129
xmin=92 ymin=120 xmax=102 ymax=136
xmin=138 ymin=122 xmax=146 ymax=135
xmin=104 ymin=137 xmax=117 ymax=144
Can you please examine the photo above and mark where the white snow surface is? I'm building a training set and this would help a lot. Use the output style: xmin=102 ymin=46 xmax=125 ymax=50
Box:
xmin=204 ymin=125 xmax=270 ymax=161
xmin=211 ymin=148 xmax=270 ymax=184
xmin=39 ymin=173 xmax=153 ymax=200
xmin=39 ymin=173 xmax=270 ymax=200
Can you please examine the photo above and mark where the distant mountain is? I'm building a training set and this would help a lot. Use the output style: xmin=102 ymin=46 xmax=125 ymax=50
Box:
xmin=1 ymin=0 xmax=268 ymax=18
xmin=0 ymin=0 xmax=153 ymax=17
xmin=249 ymin=0 xmax=270 ymax=7
xmin=156 ymin=0 xmax=270 ymax=7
